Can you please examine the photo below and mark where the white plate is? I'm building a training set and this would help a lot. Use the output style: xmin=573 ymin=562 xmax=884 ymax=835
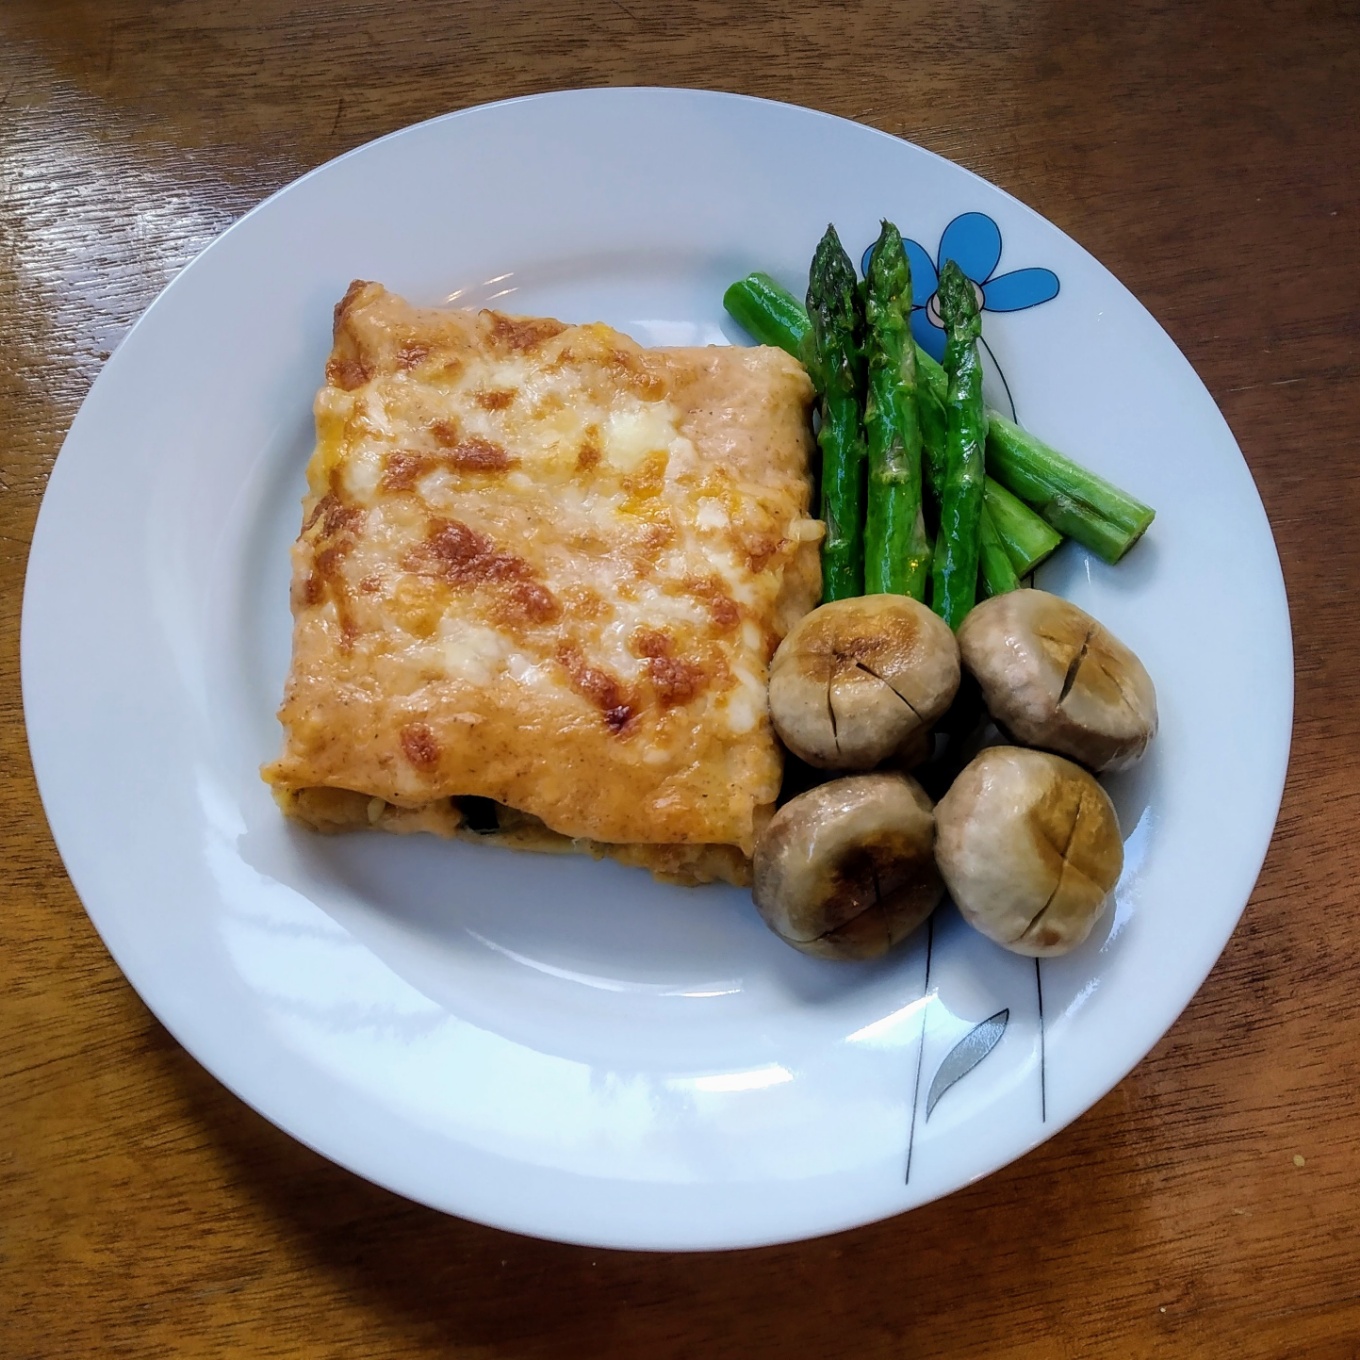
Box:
xmin=21 ymin=88 xmax=1292 ymax=1251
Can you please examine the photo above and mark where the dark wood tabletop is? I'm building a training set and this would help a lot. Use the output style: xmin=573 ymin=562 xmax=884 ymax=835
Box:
xmin=4 ymin=1 xmax=1359 ymax=1355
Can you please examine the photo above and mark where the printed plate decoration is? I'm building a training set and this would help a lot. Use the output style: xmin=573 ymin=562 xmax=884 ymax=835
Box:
xmin=926 ymin=1008 xmax=1011 ymax=1121
xmin=864 ymin=210 xmax=1061 ymax=417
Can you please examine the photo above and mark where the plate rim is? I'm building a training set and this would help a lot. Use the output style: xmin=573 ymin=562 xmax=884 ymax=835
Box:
xmin=20 ymin=84 xmax=1295 ymax=1251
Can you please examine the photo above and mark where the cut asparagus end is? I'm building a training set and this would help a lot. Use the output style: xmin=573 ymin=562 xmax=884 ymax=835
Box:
xmin=984 ymin=413 xmax=1155 ymax=564
xmin=983 ymin=476 xmax=1063 ymax=577
xmin=722 ymin=273 xmax=812 ymax=361
xmin=979 ymin=501 xmax=1022 ymax=598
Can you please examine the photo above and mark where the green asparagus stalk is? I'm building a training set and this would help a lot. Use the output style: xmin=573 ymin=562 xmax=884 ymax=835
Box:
xmin=931 ymin=261 xmax=987 ymax=629
xmin=723 ymin=273 xmax=811 ymax=357
xmin=985 ymin=412 xmax=1154 ymax=563
xmin=914 ymin=340 xmax=948 ymax=400
xmin=806 ymin=227 xmax=868 ymax=602
xmin=722 ymin=272 xmax=812 ymax=361
xmin=722 ymin=268 xmax=1154 ymax=567
xmin=982 ymin=476 xmax=1063 ymax=577
xmin=862 ymin=222 xmax=931 ymax=599
xmin=914 ymin=344 xmax=948 ymax=504
xmin=725 ymin=272 xmax=943 ymax=396
xmin=978 ymin=501 xmax=1021 ymax=598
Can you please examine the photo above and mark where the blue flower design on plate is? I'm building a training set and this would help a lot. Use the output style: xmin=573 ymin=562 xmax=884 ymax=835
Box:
xmin=861 ymin=212 xmax=1060 ymax=364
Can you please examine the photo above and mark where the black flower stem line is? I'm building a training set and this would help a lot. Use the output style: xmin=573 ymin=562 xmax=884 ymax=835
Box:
xmin=978 ymin=332 xmax=1017 ymax=422
xmin=1036 ymin=957 xmax=1047 ymax=1124
xmin=904 ymin=912 xmax=935 ymax=1185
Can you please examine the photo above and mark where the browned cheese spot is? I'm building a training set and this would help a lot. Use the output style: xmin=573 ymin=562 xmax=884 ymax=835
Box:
xmin=311 ymin=545 xmax=347 ymax=584
xmin=631 ymin=628 xmax=672 ymax=659
xmin=323 ymin=494 xmax=362 ymax=538
xmin=473 ymin=387 xmax=516 ymax=411
xmin=444 ymin=437 xmax=514 ymax=472
xmin=575 ymin=428 xmax=603 ymax=473
xmin=324 ymin=355 xmax=371 ymax=391
xmin=381 ymin=450 xmax=429 ymax=492
xmin=608 ymin=347 xmax=668 ymax=400
xmin=415 ymin=519 xmax=528 ymax=586
xmin=326 ymin=283 xmax=377 ymax=389
xmin=309 ymin=544 xmax=359 ymax=647
xmin=400 ymin=722 xmax=441 ymax=770
xmin=332 ymin=280 xmax=373 ymax=329
xmin=650 ymin=656 xmax=706 ymax=708
xmin=741 ymin=530 xmax=782 ymax=573
xmin=384 ymin=442 xmax=515 ymax=493
xmin=299 ymin=483 xmax=366 ymax=645
xmin=500 ymin=580 xmax=562 ymax=625
xmin=396 ymin=342 xmax=431 ymax=369
xmin=326 ymin=287 xmax=375 ymax=384
xmin=484 ymin=311 xmax=568 ymax=354
xmin=639 ymin=521 xmax=675 ymax=551
xmin=408 ymin=518 xmax=560 ymax=624
xmin=683 ymin=574 xmax=741 ymax=631
xmin=631 ymin=627 xmax=708 ymax=709
xmin=557 ymin=644 xmax=635 ymax=734
xmin=429 ymin=418 xmax=462 ymax=447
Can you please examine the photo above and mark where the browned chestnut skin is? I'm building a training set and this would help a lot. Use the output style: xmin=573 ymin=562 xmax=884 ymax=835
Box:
xmin=956 ymin=589 xmax=1157 ymax=773
xmin=934 ymin=746 xmax=1123 ymax=957
xmin=752 ymin=772 xmax=944 ymax=960
xmin=768 ymin=595 xmax=960 ymax=771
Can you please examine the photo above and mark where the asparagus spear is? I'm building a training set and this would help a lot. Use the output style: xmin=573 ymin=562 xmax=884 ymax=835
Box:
xmin=931 ymin=260 xmax=987 ymax=629
xmin=725 ymin=272 xmax=944 ymax=399
xmin=725 ymin=272 xmax=948 ymax=507
xmin=978 ymin=501 xmax=1021 ymax=598
xmin=722 ymin=272 xmax=812 ymax=361
xmin=722 ymin=269 xmax=1153 ymax=565
xmin=863 ymin=222 xmax=932 ymax=599
xmin=915 ymin=345 xmax=948 ymax=506
xmin=983 ymin=475 xmax=1063 ymax=577
xmin=806 ymin=227 xmax=868 ymax=602
xmin=986 ymin=412 xmax=1154 ymax=563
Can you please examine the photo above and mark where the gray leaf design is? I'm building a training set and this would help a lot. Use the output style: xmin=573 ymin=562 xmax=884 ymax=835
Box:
xmin=925 ymin=1009 xmax=1009 ymax=1120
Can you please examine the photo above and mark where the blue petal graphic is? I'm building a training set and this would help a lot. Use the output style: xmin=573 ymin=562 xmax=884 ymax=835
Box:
xmin=982 ymin=267 xmax=1060 ymax=312
xmin=925 ymin=1008 xmax=1009 ymax=1119
xmin=861 ymin=242 xmax=875 ymax=279
xmin=909 ymin=308 xmax=946 ymax=363
xmin=903 ymin=237 xmax=939 ymax=302
xmin=937 ymin=212 xmax=1003 ymax=286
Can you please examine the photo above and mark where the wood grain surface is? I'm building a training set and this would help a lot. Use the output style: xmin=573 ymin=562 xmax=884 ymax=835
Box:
xmin=3 ymin=1 xmax=1358 ymax=1355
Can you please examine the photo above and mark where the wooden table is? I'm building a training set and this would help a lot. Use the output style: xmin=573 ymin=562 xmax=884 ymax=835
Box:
xmin=4 ymin=1 xmax=1357 ymax=1355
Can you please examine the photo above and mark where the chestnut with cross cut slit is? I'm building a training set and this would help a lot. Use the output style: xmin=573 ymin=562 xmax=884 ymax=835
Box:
xmin=767 ymin=595 xmax=961 ymax=771
xmin=956 ymin=588 xmax=1157 ymax=773
xmin=752 ymin=772 xmax=944 ymax=960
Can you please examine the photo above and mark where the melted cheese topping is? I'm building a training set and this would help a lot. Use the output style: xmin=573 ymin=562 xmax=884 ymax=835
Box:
xmin=263 ymin=282 xmax=821 ymax=862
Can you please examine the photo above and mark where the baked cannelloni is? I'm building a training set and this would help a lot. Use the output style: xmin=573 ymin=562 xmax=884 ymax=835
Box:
xmin=263 ymin=282 xmax=821 ymax=884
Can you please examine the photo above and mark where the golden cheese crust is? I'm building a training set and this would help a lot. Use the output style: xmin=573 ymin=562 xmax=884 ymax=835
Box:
xmin=263 ymin=282 xmax=821 ymax=872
